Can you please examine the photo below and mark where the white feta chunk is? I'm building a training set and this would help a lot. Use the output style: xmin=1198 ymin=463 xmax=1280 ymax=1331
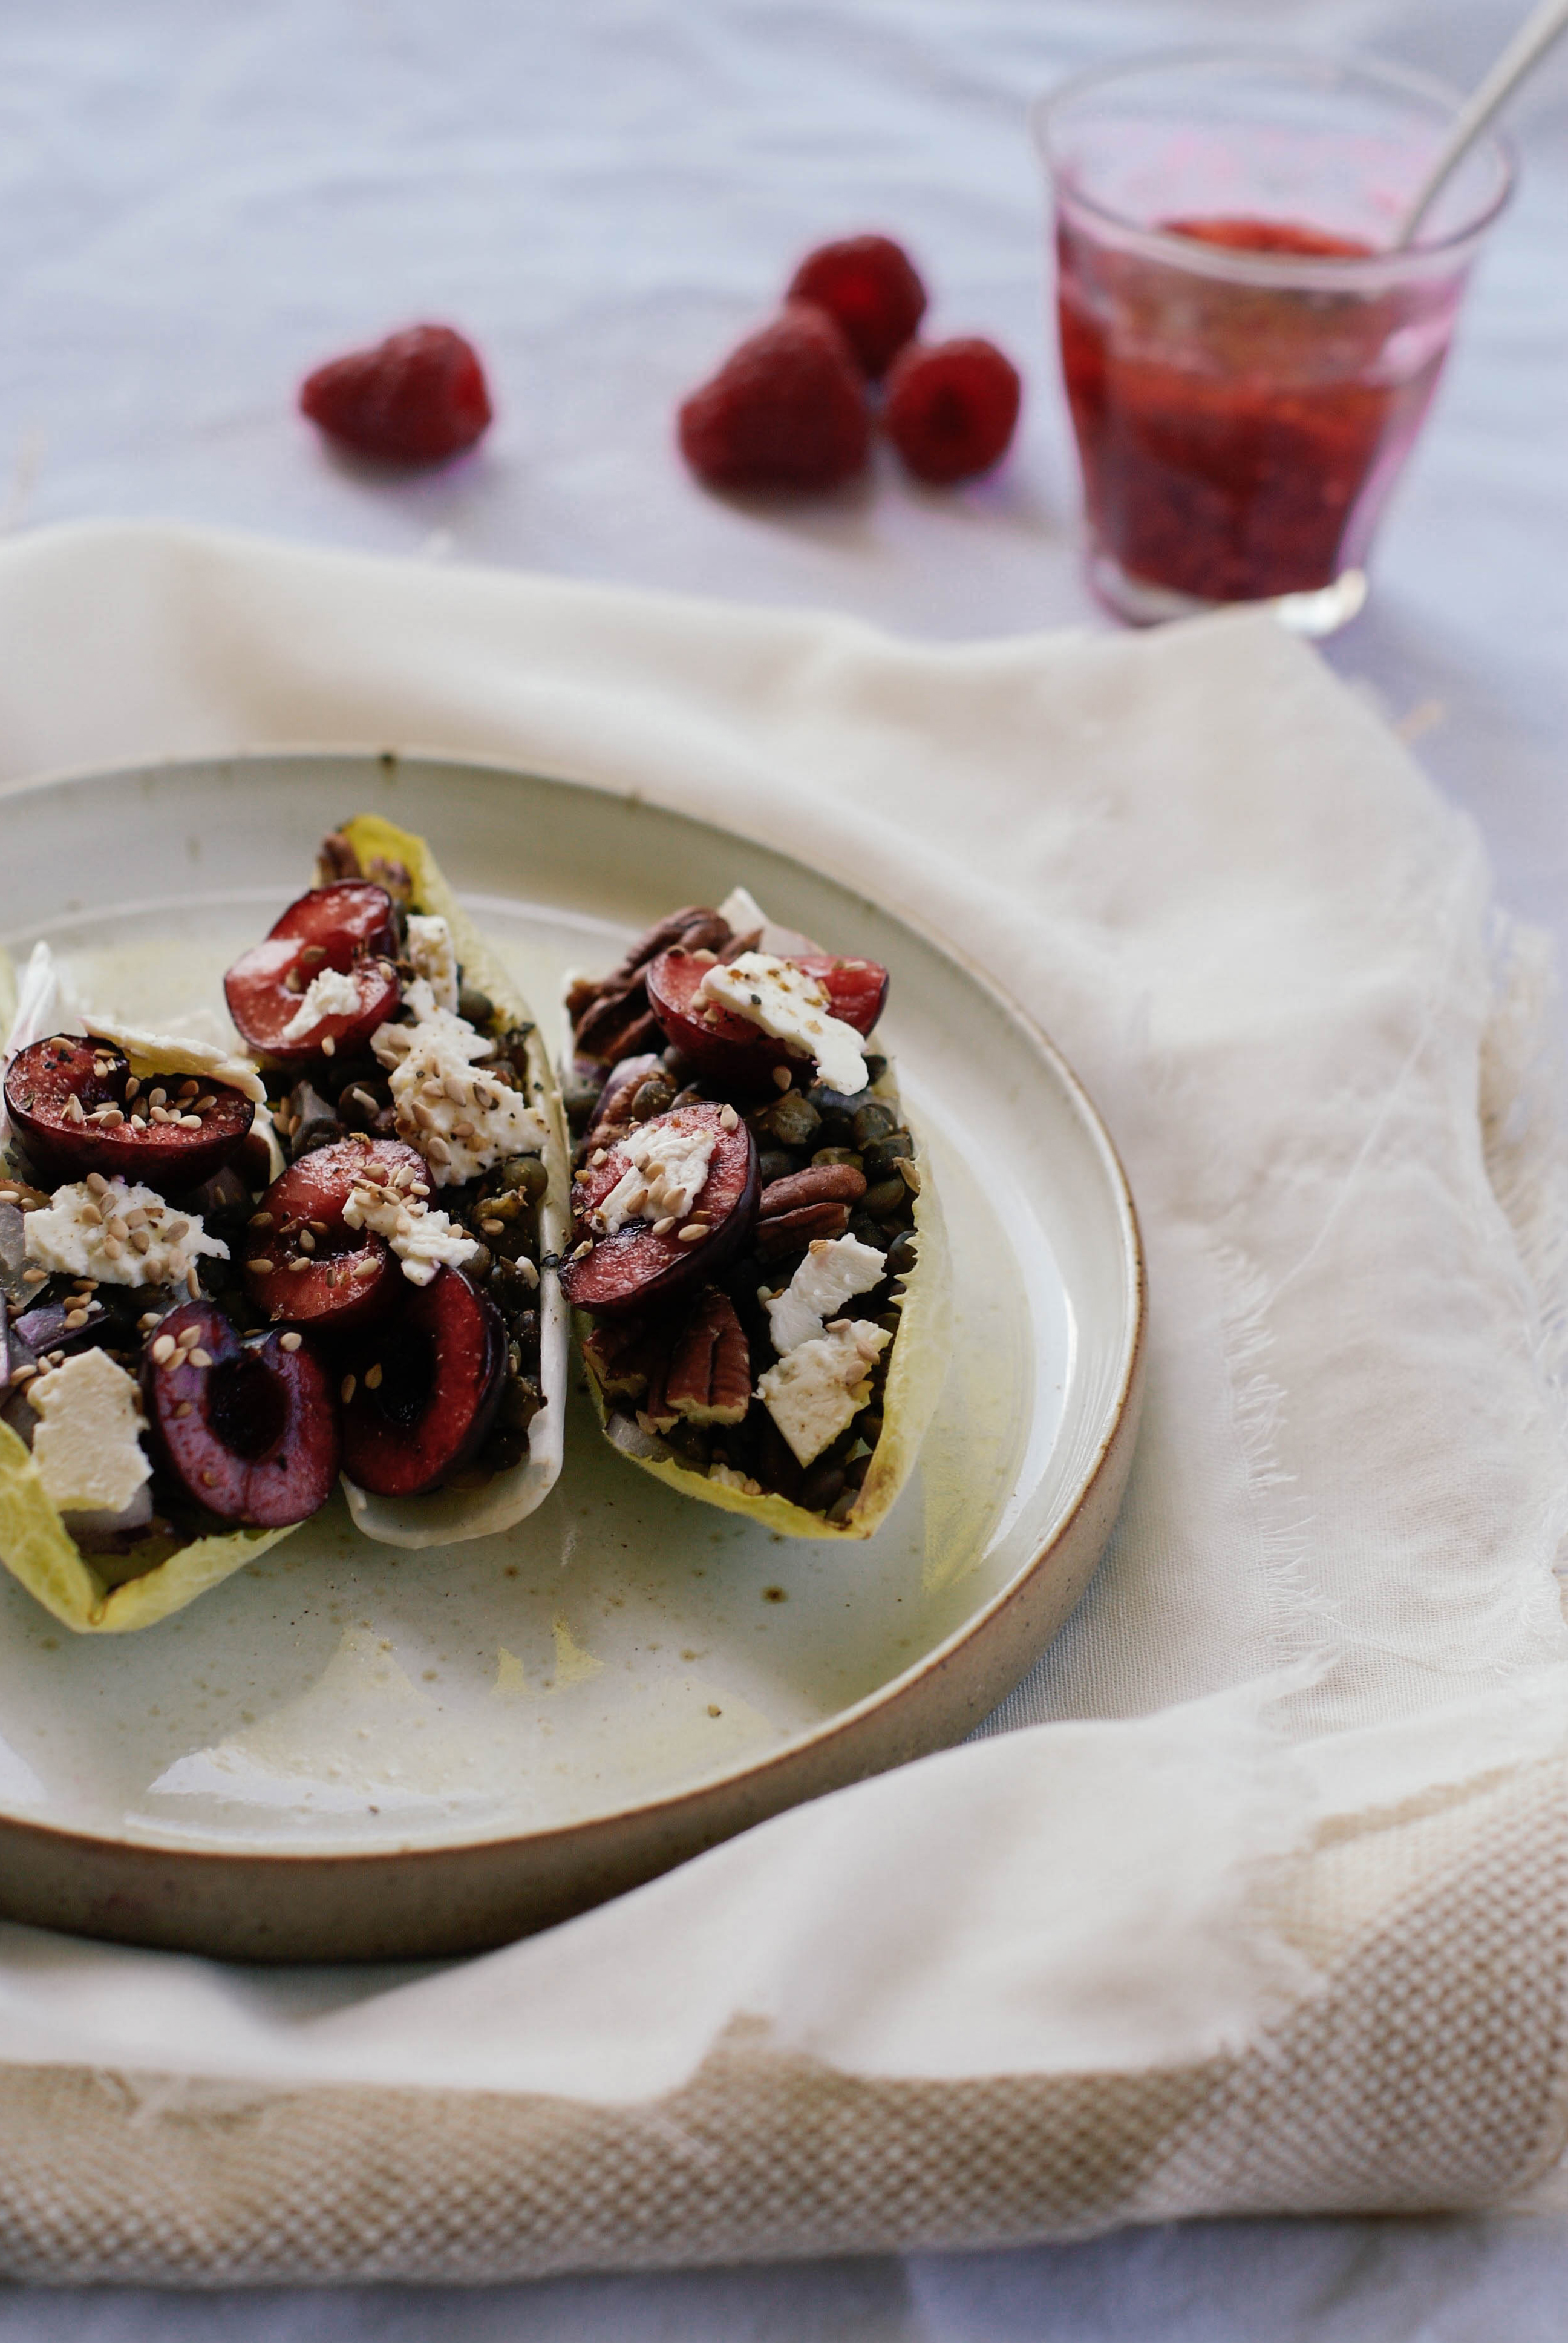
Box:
xmin=766 ymin=1234 xmax=887 ymax=1357
xmin=405 ymin=914 xmax=460 ymax=1012
xmin=29 ymin=1348 xmax=151 ymax=1515
xmin=371 ymin=992 xmax=548 ymax=1187
xmin=81 ymin=1017 xmax=266 ymax=1103
xmin=756 ymin=1319 xmax=890 ymax=1468
xmin=717 ymin=884 xmax=769 ymax=940
xmin=276 ymin=966 xmax=366 ymax=1047
xmin=596 ymin=1121 xmax=719 ymax=1236
xmin=696 ymin=952 xmax=867 ymax=1095
xmin=342 ymin=1173 xmax=482 ymax=1287
xmin=24 ymin=1179 xmax=229 ymax=1290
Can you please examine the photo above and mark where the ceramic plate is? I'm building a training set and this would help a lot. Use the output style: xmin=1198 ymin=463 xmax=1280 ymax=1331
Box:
xmin=0 ymin=752 xmax=1144 ymax=1959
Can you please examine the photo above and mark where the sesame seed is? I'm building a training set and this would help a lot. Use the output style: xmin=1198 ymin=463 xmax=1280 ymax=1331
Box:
xmin=351 ymin=1257 xmax=378 ymax=1278
xmin=22 ymin=1267 xmax=46 ymax=1284
xmin=186 ymin=1267 xmax=201 ymax=1298
xmin=321 ymin=1036 xmax=336 ymax=1057
xmin=124 ymin=1076 xmax=140 ymax=1101
xmin=298 ymin=1230 xmax=316 ymax=1254
xmin=246 ymin=1258 xmax=275 ymax=1274
xmin=412 ymin=1100 xmax=434 ymax=1130
xmin=340 ymin=1374 xmax=356 ymax=1404
xmin=101 ymin=1236 xmax=123 ymax=1260
xmin=249 ymin=1211 xmax=273 ymax=1230
xmin=63 ymin=1309 xmax=90 ymax=1330
xmin=177 ymin=1326 xmax=201 ymax=1349
xmin=676 ymin=1224 xmax=707 ymax=1244
xmin=516 ymin=1257 xmax=539 ymax=1289
xmin=47 ymin=1350 xmax=65 ymax=1367
xmin=651 ymin=1216 xmax=676 ymax=1237
xmin=178 ymin=1081 xmax=200 ymax=1100
xmin=151 ymin=1335 xmax=177 ymax=1365
xmin=178 ymin=1114 xmax=203 ymax=1132
xmin=175 ymin=1401 xmax=194 ymax=1419
xmin=194 ymin=1095 xmax=217 ymax=1113
xmin=148 ymin=1089 xmax=166 ymax=1108
xmin=426 ymin=1136 xmax=451 ymax=1165
xmin=301 ymin=945 xmax=325 ymax=965
xmin=279 ymin=1330 xmax=302 ymax=1352
xmin=365 ymin=1363 xmax=383 ymax=1391
xmin=85 ymin=1173 xmax=109 ymax=1196
xmin=287 ymin=1257 xmax=311 ymax=1274
xmin=590 ymin=1149 xmax=607 ymax=1168
xmin=188 ymin=1347 xmax=213 ymax=1369
xmin=309 ymin=1219 xmax=329 ymax=1236
xmin=771 ymin=1066 xmax=792 ymax=1091
xmin=122 ymin=1209 xmax=148 ymax=1230
xmin=168 ymin=1219 xmax=191 ymax=1244
xmin=137 ymin=1312 xmax=161 ymax=1331
xmin=444 ymin=1077 xmax=468 ymax=1106
xmin=200 ymin=1470 xmax=217 ymax=1488
xmin=896 ymin=1158 xmax=921 ymax=1193
xmin=480 ymin=1217 xmax=504 ymax=1236
xmin=719 ymin=1103 xmax=738 ymax=1130
xmin=421 ymin=1078 xmax=445 ymax=1100
xmin=451 ymin=1120 xmax=475 ymax=1142
xmin=9 ymin=1362 xmax=36 ymax=1384
xmin=64 ymin=1095 xmax=85 ymax=1124
xmin=129 ymin=1228 xmax=152 ymax=1255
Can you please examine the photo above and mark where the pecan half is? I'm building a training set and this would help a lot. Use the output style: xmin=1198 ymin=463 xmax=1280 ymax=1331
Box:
xmin=569 ymin=909 xmax=733 ymax=1064
xmin=581 ymin=1317 xmax=653 ymax=1400
xmin=754 ymin=1163 xmax=867 ymax=1261
xmin=316 ymin=830 xmax=362 ymax=883
xmin=643 ymin=1288 xmax=751 ymax=1429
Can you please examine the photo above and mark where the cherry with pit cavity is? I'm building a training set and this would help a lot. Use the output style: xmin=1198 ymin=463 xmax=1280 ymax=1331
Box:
xmin=2 ymin=1036 xmax=256 ymax=1188
xmin=142 ymin=1299 xmax=339 ymax=1527
xmin=339 ymin=1267 xmax=506 ymax=1497
xmin=244 ymin=1136 xmax=426 ymax=1330
xmin=223 ymin=882 xmax=401 ymax=1063
xmin=560 ymin=1101 xmax=759 ymax=1317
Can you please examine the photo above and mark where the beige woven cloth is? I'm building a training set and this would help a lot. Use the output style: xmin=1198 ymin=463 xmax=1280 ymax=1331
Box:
xmin=0 ymin=521 xmax=1565 ymax=2281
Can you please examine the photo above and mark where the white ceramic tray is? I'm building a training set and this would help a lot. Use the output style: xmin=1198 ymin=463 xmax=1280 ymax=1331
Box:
xmin=0 ymin=752 xmax=1144 ymax=1959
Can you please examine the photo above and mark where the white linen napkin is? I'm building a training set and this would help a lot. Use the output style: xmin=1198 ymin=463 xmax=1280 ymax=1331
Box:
xmin=0 ymin=519 xmax=1564 ymax=2281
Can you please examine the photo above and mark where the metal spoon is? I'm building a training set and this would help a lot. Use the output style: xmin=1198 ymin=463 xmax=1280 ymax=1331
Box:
xmin=1394 ymin=0 xmax=1568 ymax=245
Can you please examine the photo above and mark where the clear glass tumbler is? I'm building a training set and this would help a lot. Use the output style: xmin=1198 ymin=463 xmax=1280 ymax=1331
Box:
xmin=1033 ymin=51 xmax=1513 ymax=634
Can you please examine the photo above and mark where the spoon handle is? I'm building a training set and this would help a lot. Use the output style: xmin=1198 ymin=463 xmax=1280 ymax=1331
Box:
xmin=1394 ymin=0 xmax=1568 ymax=246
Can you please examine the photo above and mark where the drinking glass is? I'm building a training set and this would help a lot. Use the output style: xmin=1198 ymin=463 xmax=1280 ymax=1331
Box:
xmin=1033 ymin=51 xmax=1514 ymax=633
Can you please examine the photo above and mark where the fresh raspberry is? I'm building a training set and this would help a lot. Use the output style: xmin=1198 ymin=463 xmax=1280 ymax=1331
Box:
xmin=677 ymin=303 xmax=871 ymax=493
xmin=299 ymin=324 xmax=492 ymax=465
xmin=786 ymin=234 xmax=927 ymax=378
xmin=883 ymin=336 xmax=1022 ymax=485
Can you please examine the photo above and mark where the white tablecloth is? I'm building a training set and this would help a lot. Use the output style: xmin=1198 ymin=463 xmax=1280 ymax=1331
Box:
xmin=0 ymin=0 xmax=1564 ymax=2332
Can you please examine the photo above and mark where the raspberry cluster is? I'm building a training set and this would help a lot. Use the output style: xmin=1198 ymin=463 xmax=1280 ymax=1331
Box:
xmin=678 ymin=234 xmax=1021 ymax=495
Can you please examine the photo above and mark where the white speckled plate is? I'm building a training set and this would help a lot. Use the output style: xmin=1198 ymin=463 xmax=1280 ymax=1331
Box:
xmin=0 ymin=752 xmax=1143 ymax=1959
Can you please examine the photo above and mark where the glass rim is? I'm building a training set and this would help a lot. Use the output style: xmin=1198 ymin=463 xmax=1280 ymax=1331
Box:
xmin=1031 ymin=45 xmax=1516 ymax=286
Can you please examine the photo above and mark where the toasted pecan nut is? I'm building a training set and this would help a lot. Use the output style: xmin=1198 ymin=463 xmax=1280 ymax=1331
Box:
xmin=316 ymin=830 xmax=362 ymax=884
xmin=758 ymin=1164 xmax=867 ymax=1216
xmin=755 ymin=1199 xmax=851 ymax=1259
xmin=643 ymin=1288 xmax=751 ymax=1429
xmin=611 ymin=908 xmax=730 ymax=986
xmin=582 ymin=1317 xmax=653 ymax=1400
xmin=572 ymin=911 xmax=733 ymax=1064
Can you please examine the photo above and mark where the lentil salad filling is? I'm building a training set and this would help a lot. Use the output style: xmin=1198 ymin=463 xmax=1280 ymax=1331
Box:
xmin=0 ymin=815 xmax=569 ymax=1631
xmin=561 ymin=886 xmax=944 ymax=1537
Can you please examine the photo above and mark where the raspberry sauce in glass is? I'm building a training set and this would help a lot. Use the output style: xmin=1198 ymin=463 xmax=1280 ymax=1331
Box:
xmin=1034 ymin=52 xmax=1513 ymax=631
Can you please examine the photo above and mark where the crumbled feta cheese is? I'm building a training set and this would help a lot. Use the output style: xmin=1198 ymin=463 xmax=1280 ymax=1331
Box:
xmin=717 ymin=884 xmax=768 ymax=939
xmin=766 ymin=1234 xmax=886 ymax=1357
xmin=596 ymin=1121 xmax=719 ymax=1235
xmin=371 ymin=991 xmax=547 ymax=1187
xmin=29 ymin=1348 xmax=151 ymax=1515
xmin=81 ymin=1017 xmax=267 ymax=1103
xmin=24 ymin=1179 xmax=229 ymax=1289
xmin=277 ymin=966 xmax=366 ymax=1047
xmin=405 ymin=914 xmax=460 ymax=1011
xmin=756 ymin=1319 xmax=890 ymax=1467
xmin=708 ymin=1460 xmax=763 ymax=1496
xmin=342 ymin=1173 xmax=482 ymax=1287
xmin=697 ymin=952 xmax=867 ymax=1095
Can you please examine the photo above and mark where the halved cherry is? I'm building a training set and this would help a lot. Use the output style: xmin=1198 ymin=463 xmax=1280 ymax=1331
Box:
xmin=560 ymin=1101 xmax=757 ymax=1317
xmin=224 ymin=881 xmax=401 ymax=1062
xmin=644 ymin=948 xmax=888 ymax=1088
xmin=339 ymin=1267 xmax=505 ymax=1496
xmin=3 ymin=1036 xmax=256 ymax=1188
xmin=142 ymin=1300 xmax=339 ymax=1527
xmin=244 ymin=1136 xmax=426 ymax=1329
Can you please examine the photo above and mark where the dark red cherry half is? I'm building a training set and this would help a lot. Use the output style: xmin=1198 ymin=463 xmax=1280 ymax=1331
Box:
xmin=560 ymin=1101 xmax=757 ymax=1318
xmin=224 ymin=881 xmax=401 ymax=1061
xmin=244 ymin=1136 xmax=427 ymax=1329
xmin=142 ymin=1300 xmax=339 ymax=1527
xmin=339 ymin=1267 xmax=506 ymax=1496
xmin=3 ymin=1036 xmax=256 ymax=1188
xmin=644 ymin=948 xmax=888 ymax=1088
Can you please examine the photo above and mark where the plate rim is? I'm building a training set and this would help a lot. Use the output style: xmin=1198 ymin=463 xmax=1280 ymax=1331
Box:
xmin=0 ymin=747 xmax=1145 ymax=1893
